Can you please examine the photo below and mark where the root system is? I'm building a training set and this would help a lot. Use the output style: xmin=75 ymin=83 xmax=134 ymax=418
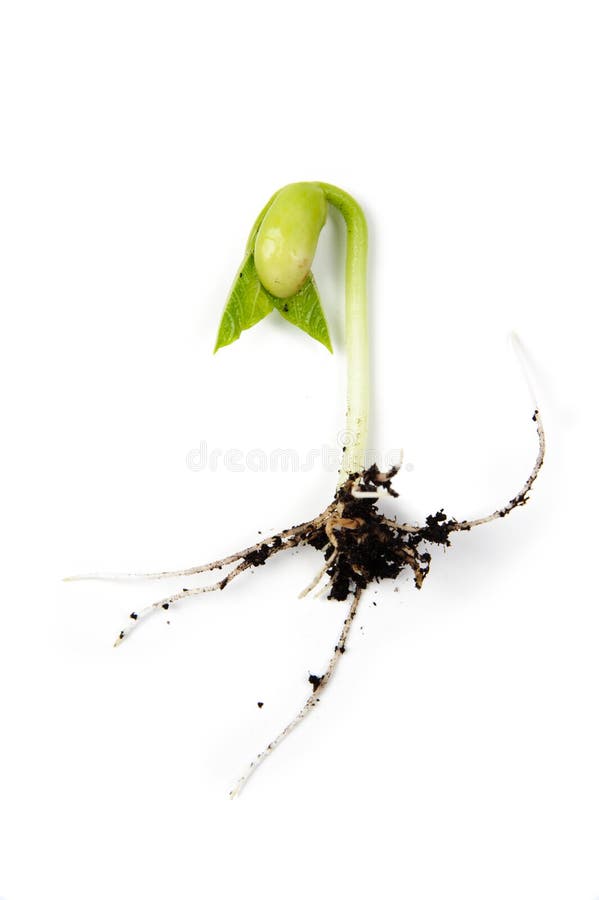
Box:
xmin=69 ymin=410 xmax=545 ymax=795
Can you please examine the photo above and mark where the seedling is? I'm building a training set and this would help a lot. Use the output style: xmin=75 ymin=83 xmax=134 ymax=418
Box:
xmin=68 ymin=182 xmax=545 ymax=796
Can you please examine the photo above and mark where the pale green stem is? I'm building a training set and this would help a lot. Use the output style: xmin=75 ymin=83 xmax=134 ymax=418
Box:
xmin=317 ymin=183 xmax=369 ymax=482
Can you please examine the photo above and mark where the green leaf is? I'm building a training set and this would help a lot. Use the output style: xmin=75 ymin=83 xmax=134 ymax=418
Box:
xmin=271 ymin=273 xmax=333 ymax=353
xmin=214 ymin=254 xmax=274 ymax=352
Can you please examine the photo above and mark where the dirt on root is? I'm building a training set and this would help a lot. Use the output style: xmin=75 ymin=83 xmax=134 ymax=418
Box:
xmin=242 ymin=464 xmax=457 ymax=603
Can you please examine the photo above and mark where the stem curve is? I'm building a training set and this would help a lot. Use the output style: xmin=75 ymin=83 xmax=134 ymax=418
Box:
xmin=316 ymin=183 xmax=369 ymax=482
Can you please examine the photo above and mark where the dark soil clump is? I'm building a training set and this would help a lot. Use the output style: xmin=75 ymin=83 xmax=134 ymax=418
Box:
xmin=240 ymin=464 xmax=458 ymax=600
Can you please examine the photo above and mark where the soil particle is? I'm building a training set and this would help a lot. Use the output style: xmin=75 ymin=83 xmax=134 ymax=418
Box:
xmin=414 ymin=511 xmax=455 ymax=546
xmin=308 ymin=673 xmax=322 ymax=692
xmin=244 ymin=544 xmax=270 ymax=567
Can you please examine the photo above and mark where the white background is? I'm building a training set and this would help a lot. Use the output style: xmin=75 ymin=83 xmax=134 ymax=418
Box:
xmin=1 ymin=1 xmax=598 ymax=898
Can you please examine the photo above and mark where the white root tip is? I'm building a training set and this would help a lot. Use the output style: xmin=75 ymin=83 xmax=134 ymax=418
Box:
xmin=63 ymin=572 xmax=146 ymax=583
xmin=508 ymin=330 xmax=539 ymax=410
